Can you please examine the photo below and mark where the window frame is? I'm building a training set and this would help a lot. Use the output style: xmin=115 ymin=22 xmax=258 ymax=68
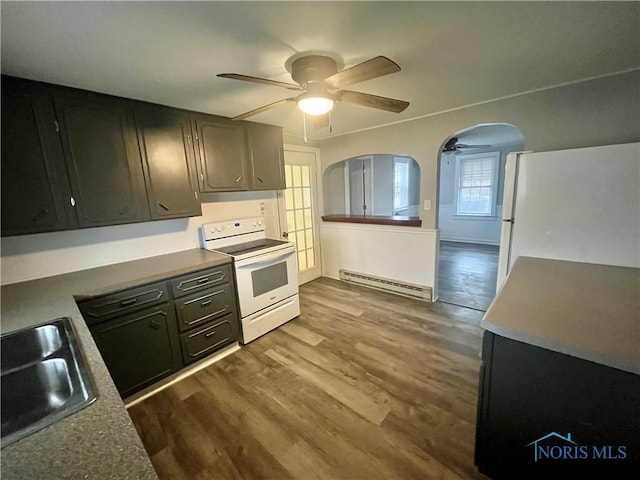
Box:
xmin=392 ymin=156 xmax=411 ymax=212
xmin=454 ymin=151 xmax=501 ymax=217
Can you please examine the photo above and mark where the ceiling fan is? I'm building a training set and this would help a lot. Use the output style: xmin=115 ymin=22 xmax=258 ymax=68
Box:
xmin=217 ymin=53 xmax=410 ymax=127
xmin=442 ymin=137 xmax=492 ymax=153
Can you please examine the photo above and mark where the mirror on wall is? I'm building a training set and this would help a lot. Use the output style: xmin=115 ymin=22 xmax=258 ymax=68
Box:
xmin=324 ymin=154 xmax=420 ymax=217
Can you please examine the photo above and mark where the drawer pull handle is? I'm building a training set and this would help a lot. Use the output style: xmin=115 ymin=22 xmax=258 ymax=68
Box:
xmin=201 ymin=299 xmax=212 ymax=307
xmin=177 ymin=273 xmax=226 ymax=292
xmin=159 ymin=202 xmax=170 ymax=211
xmin=205 ymin=329 xmax=217 ymax=338
xmin=120 ymin=298 xmax=137 ymax=307
xmin=149 ymin=320 xmax=163 ymax=329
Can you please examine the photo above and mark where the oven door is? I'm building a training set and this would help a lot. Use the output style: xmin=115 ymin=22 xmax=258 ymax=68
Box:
xmin=234 ymin=245 xmax=298 ymax=318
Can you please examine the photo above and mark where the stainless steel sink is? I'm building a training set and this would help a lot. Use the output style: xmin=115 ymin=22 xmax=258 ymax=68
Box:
xmin=1 ymin=318 xmax=97 ymax=447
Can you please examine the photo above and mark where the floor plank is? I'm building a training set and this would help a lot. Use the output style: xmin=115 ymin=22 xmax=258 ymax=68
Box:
xmin=128 ymin=277 xmax=488 ymax=480
xmin=438 ymin=241 xmax=499 ymax=311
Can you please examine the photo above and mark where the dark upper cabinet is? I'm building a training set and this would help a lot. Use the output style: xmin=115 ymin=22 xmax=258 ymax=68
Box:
xmin=1 ymin=78 xmax=77 ymax=235
xmin=192 ymin=115 xmax=249 ymax=192
xmin=136 ymin=106 xmax=202 ymax=220
xmin=54 ymin=92 xmax=150 ymax=227
xmin=247 ymin=123 xmax=286 ymax=190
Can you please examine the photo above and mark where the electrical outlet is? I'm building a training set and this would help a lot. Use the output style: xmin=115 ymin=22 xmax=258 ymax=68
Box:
xmin=423 ymin=200 xmax=431 ymax=210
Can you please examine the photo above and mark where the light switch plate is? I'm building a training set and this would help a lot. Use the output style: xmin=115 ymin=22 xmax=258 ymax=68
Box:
xmin=423 ymin=200 xmax=431 ymax=210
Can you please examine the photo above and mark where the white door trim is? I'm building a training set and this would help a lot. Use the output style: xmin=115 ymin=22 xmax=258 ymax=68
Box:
xmin=279 ymin=144 xmax=323 ymax=284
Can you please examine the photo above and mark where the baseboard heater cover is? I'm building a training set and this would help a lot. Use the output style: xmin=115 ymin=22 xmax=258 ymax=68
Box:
xmin=339 ymin=269 xmax=432 ymax=302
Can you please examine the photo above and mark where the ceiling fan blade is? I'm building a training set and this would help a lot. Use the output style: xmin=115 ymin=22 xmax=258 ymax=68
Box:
xmin=456 ymin=144 xmax=492 ymax=149
xmin=217 ymin=73 xmax=302 ymax=91
xmin=309 ymin=113 xmax=330 ymax=129
xmin=338 ymin=90 xmax=409 ymax=113
xmin=231 ymin=97 xmax=296 ymax=121
xmin=325 ymin=56 xmax=401 ymax=88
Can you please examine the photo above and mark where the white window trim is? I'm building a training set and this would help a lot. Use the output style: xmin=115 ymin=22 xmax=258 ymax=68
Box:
xmin=393 ymin=156 xmax=411 ymax=212
xmin=454 ymin=151 xmax=500 ymax=218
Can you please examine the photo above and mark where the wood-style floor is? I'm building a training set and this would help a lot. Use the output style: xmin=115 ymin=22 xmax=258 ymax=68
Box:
xmin=438 ymin=241 xmax=500 ymax=312
xmin=128 ymin=278 xmax=487 ymax=480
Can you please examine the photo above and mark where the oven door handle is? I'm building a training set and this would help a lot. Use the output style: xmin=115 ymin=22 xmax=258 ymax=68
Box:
xmin=235 ymin=248 xmax=295 ymax=267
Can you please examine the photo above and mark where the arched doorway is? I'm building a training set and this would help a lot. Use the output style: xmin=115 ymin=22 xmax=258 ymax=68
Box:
xmin=436 ymin=123 xmax=524 ymax=311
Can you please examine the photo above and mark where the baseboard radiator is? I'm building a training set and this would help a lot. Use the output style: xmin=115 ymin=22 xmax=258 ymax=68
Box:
xmin=339 ymin=269 xmax=432 ymax=302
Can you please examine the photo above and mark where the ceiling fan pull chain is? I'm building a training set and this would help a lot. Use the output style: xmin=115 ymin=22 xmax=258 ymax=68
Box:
xmin=303 ymin=113 xmax=308 ymax=144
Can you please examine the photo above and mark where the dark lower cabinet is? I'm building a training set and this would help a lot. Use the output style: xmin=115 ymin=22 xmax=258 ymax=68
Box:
xmin=90 ymin=304 xmax=181 ymax=397
xmin=1 ymin=77 xmax=76 ymax=235
xmin=136 ymin=106 xmax=201 ymax=220
xmin=475 ymin=331 xmax=640 ymax=479
xmin=80 ymin=264 xmax=240 ymax=398
xmin=54 ymin=93 xmax=150 ymax=227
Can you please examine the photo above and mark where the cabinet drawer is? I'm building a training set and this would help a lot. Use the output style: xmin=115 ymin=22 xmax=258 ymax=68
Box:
xmin=79 ymin=281 xmax=168 ymax=326
xmin=175 ymin=283 xmax=236 ymax=333
xmin=179 ymin=314 xmax=238 ymax=365
xmin=170 ymin=264 xmax=231 ymax=298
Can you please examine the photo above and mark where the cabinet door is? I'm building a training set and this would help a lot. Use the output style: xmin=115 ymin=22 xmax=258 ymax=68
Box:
xmin=247 ymin=123 xmax=286 ymax=190
xmin=192 ymin=115 xmax=249 ymax=192
xmin=1 ymin=78 xmax=76 ymax=236
xmin=137 ymin=106 xmax=201 ymax=220
xmin=90 ymin=304 xmax=181 ymax=397
xmin=55 ymin=94 xmax=150 ymax=227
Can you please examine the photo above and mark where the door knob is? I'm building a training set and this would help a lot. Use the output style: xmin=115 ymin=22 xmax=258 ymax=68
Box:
xmin=282 ymin=232 xmax=288 ymax=238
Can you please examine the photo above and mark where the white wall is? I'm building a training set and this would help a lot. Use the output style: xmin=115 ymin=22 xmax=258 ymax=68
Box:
xmin=320 ymin=222 xmax=438 ymax=295
xmin=0 ymin=192 xmax=280 ymax=285
xmin=317 ymin=71 xmax=640 ymax=290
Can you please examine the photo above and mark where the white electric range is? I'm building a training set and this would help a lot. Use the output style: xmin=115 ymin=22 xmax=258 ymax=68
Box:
xmin=201 ymin=217 xmax=300 ymax=344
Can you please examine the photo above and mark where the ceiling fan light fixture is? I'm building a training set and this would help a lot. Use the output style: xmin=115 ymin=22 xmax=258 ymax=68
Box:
xmin=297 ymin=95 xmax=334 ymax=116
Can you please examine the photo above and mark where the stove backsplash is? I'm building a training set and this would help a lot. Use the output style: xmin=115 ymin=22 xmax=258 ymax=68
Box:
xmin=1 ymin=192 xmax=280 ymax=285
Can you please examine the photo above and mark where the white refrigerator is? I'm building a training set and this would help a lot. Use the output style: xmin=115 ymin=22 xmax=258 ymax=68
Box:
xmin=497 ymin=142 xmax=640 ymax=287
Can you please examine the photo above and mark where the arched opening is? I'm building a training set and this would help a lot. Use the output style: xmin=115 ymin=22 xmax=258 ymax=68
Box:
xmin=436 ymin=123 xmax=525 ymax=311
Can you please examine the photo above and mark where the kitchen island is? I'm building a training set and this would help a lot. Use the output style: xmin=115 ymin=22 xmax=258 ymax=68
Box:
xmin=1 ymin=248 xmax=231 ymax=479
xmin=475 ymin=257 xmax=640 ymax=479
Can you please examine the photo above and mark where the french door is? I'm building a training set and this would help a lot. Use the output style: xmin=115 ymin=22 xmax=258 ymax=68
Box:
xmin=278 ymin=146 xmax=322 ymax=285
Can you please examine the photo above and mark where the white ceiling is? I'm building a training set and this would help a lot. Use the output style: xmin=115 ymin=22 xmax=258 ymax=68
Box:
xmin=2 ymin=1 xmax=639 ymax=141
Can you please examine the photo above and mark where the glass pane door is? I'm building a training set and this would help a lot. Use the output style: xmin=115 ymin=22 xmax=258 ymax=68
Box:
xmin=279 ymin=148 xmax=321 ymax=285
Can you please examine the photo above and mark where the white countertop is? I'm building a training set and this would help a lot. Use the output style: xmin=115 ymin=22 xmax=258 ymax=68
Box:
xmin=482 ymin=257 xmax=640 ymax=374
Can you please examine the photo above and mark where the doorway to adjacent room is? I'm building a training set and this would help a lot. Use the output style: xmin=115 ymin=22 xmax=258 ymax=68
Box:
xmin=436 ymin=123 xmax=524 ymax=311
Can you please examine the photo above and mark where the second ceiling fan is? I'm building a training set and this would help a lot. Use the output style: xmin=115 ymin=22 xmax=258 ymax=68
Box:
xmin=218 ymin=53 xmax=410 ymax=126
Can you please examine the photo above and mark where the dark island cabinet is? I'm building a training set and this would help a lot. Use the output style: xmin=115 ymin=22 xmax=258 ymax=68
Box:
xmin=475 ymin=331 xmax=640 ymax=479
xmin=90 ymin=303 xmax=181 ymax=398
xmin=54 ymin=93 xmax=150 ymax=227
xmin=192 ymin=114 xmax=249 ymax=192
xmin=1 ymin=77 xmax=77 ymax=235
xmin=136 ymin=106 xmax=201 ymax=219
xmin=247 ymin=123 xmax=286 ymax=190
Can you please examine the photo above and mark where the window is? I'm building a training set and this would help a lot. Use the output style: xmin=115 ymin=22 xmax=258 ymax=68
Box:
xmin=455 ymin=152 xmax=500 ymax=216
xmin=393 ymin=156 xmax=410 ymax=211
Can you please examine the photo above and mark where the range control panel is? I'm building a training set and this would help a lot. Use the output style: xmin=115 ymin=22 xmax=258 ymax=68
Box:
xmin=201 ymin=217 xmax=265 ymax=241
